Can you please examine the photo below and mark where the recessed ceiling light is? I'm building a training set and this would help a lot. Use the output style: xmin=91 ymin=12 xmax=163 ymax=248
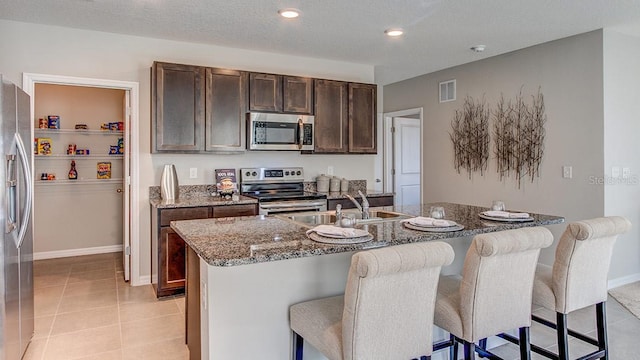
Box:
xmin=384 ymin=28 xmax=404 ymax=37
xmin=278 ymin=8 xmax=300 ymax=18
xmin=470 ymin=45 xmax=486 ymax=52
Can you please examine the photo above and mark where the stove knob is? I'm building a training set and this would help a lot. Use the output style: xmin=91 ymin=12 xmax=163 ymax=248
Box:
xmin=296 ymin=170 xmax=301 ymax=176
xmin=252 ymin=171 xmax=257 ymax=176
xmin=245 ymin=171 xmax=251 ymax=177
xmin=285 ymin=171 xmax=290 ymax=176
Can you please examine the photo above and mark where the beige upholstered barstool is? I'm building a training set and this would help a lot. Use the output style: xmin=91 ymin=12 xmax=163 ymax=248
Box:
xmin=527 ymin=216 xmax=631 ymax=360
xmin=289 ymin=241 xmax=455 ymax=360
xmin=433 ymin=227 xmax=553 ymax=360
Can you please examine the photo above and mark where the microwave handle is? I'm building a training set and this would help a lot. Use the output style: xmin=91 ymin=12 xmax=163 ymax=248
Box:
xmin=297 ymin=119 xmax=303 ymax=150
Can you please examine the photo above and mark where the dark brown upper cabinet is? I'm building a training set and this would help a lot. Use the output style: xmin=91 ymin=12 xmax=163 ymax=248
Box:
xmin=348 ymin=83 xmax=377 ymax=154
xmin=152 ymin=62 xmax=247 ymax=153
xmin=313 ymin=80 xmax=377 ymax=154
xmin=283 ymin=76 xmax=314 ymax=114
xmin=249 ymin=73 xmax=314 ymax=114
xmin=205 ymin=68 xmax=247 ymax=152
xmin=313 ymin=79 xmax=349 ymax=153
xmin=152 ymin=62 xmax=205 ymax=152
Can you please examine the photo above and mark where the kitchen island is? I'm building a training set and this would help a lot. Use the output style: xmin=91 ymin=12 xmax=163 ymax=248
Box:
xmin=171 ymin=202 xmax=564 ymax=360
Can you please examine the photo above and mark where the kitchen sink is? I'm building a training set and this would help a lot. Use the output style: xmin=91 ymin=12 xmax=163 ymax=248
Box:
xmin=278 ymin=209 xmax=410 ymax=227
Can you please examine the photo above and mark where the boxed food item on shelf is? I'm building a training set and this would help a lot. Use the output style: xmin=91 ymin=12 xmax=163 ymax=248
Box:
xmin=37 ymin=138 xmax=52 ymax=155
xmin=97 ymin=162 xmax=112 ymax=179
xmin=47 ymin=115 xmax=60 ymax=129
xmin=75 ymin=124 xmax=88 ymax=130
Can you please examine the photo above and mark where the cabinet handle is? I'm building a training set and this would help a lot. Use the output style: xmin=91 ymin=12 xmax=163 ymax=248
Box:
xmin=116 ymin=188 xmax=123 ymax=193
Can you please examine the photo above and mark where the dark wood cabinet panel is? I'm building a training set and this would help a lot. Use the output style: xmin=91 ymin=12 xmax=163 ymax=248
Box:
xmin=158 ymin=227 xmax=186 ymax=296
xmin=152 ymin=62 xmax=205 ymax=152
xmin=153 ymin=204 xmax=257 ymax=298
xmin=327 ymin=195 xmax=394 ymax=210
xmin=313 ymin=79 xmax=349 ymax=153
xmin=349 ymin=83 xmax=377 ymax=154
xmin=212 ymin=203 xmax=258 ymax=218
xmin=249 ymin=73 xmax=282 ymax=112
xmin=205 ymin=68 xmax=247 ymax=152
xmin=159 ymin=207 xmax=210 ymax=226
xmin=283 ymin=76 xmax=313 ymax=114
xmin=186 ymin=246 xmax=201 ymax=360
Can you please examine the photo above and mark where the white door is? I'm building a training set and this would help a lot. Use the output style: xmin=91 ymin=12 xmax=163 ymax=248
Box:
xmin=122 ymin=91 xmax=131 ymax=281
xmin=393 ymin=117 xmax=421 ymax=206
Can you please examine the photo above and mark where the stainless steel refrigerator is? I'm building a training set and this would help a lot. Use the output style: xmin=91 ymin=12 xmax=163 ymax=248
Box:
xmin=0 ymin=74 xmax=34 ymax=360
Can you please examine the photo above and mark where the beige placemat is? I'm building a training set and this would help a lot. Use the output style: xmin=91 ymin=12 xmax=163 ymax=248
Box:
xmin=609 ymin=281 xmax=640 ymax=319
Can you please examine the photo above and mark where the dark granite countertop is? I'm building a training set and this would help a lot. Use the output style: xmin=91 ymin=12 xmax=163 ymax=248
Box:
xmin=171 ymin=202 xmax=564 ymax=267
xmin=150 ymin=195 xmax=257 ymax=209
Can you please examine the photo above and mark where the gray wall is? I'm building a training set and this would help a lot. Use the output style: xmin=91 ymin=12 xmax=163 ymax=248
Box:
xmin=603 ymin=30 xmax=640 ymax=283
xmin=384 ymin=31 xmax=605 ymax=268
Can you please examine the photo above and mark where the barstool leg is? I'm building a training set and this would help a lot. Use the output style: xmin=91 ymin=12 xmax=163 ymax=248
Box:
xmin=556 ymin=312 xmax=569 ymax=360
xmin=463 ymin=341 xmax=475 ymax=360
xmin=596 ymin=302 xmax=608 ymax=360
xmin=519 ymin=327 xmax=531 ymax=360
xmin=293 ymin=332 xmax=304 ymax=360
xmin=450 ymin=334 xmax=458 ymax=360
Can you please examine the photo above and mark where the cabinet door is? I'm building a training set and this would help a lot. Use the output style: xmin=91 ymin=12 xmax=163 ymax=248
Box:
xmin=249 ymin=73 xmax=282 ymax=112
xmin=212 ymin=204 xmax=258 ymax=218
xmin=349 ymin=83 xmax=377 ymax=154
xmin=313 ymin=79 xmax=349 ymax=153
xmin=158 ymin=227 xmax=186 ymax=296
xmin=152 ymin=62 xmax=205 ymax=152
xmin=205 ymin=68 xmax=247 ymax=152
xmin=283 ymin=76 xmax=313 ymax=114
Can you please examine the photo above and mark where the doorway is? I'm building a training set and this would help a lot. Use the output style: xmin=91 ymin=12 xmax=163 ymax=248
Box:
xmin=383 ymin=108 xmax=423 ymax=206
xmin=22 ymin=73 xmax=140 ymax=285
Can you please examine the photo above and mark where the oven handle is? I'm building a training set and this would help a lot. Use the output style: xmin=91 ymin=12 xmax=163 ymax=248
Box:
xmin=260 ymin=200 xmax=326 ymax=209
xmin=264 ymin=206 xmax=325 ymax=214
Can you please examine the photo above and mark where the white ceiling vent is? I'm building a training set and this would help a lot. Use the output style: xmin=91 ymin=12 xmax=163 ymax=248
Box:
xmin=439 ymin=79 xmax=456 ymax=103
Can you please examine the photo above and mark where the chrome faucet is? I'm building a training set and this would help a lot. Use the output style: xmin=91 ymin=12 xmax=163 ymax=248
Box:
xmin=345 ymin=191 xmax=370 ymax=220
xmin=334 ymin=204 xmax=343 ymax=226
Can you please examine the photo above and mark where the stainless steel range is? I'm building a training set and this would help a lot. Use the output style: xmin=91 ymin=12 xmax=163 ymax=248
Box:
xmin=240 ymin=167 xmax=327 ymax=215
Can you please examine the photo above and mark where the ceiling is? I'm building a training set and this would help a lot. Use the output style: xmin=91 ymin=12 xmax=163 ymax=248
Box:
xmin=2 ymin=0 xmax=640 ymax=85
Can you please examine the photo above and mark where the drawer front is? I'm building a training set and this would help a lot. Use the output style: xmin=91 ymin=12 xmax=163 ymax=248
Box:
xmin=212 ymin=204 xmax=258 ymax=218
xmin=160 ymin=207 xmax=210 ymax=226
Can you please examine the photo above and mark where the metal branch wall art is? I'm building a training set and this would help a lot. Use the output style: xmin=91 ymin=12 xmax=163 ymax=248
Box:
xmin=492 ymin=88 xmax=546 ymax=188
xmin=450 ymin=96 xmax=490 ymax=178
xmin=450 ymin=87 xmax=547 ymax=188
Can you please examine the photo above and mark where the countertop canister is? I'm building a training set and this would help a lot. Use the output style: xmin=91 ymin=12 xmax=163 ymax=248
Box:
xmin=340 ymin=178 xmax=349 ymax=192
xmin=161 ymin=164 xmax=179 ymax=200
xmin=329 ymin=176 xmax=341 ymax=192
xmin=316 ymin=174 xmax=330 ymax=192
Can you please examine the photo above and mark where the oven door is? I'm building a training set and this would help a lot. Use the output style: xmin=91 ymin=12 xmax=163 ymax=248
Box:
xmin=259 ymin=200 xmax=327 ymax=215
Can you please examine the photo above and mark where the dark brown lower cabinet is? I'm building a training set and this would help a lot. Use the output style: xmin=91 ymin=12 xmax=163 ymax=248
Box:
xmin=151 ymin=203 xmax=257 ymax=298
xmin=327 ymin=195 xmax=394 ymax=210
xmin=186 ymin=246 xmax=200 ymax=360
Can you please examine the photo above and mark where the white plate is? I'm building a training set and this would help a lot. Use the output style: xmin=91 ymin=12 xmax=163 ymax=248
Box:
xmin=314 ymin=228 xmax=370 ymax=238
xmin=478 ymin=212 xmax=534 ymax=222
xmin=404 ymin=219 xmax=458 ymax=228
xmin=403 ymin=223 xmax=464 ymax=232
xmin=308 ymin=232 xmax=374 ymax=244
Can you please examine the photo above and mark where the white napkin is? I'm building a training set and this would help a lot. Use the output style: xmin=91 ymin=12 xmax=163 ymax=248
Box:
xmin=402 ymin=217 xmax=455 ymax=227
xmin=306 ymin=225 xmax=369 ymax=238
xmin=484 ymin=210 xmax=530 ymax=219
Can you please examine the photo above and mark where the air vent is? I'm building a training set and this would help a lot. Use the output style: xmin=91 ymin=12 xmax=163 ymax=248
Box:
xmin=439 ymin=79 xmax=456 ymax=103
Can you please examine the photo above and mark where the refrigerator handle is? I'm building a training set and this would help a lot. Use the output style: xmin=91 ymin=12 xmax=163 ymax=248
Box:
xmin=14 ymin=133 xmax=32 ymax=247
xmin=5 ymin=153 xmax=17 ymax=233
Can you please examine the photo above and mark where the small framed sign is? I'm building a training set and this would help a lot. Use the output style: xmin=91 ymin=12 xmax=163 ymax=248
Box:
xmin=215 ymin=169 xmax=237 ymax=195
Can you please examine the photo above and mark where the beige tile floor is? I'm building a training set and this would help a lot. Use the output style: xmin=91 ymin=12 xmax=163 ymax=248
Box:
xmin=24 ymin=252 xmax=188 ymax=360
xmin=23 ymin=252 xmax=640 ymax=360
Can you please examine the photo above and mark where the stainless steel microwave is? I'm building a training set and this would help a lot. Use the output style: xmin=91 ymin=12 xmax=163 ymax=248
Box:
xmin=247 ymin=112 xmax=314 ymax=151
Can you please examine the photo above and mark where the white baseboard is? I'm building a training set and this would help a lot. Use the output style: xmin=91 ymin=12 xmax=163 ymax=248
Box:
xmin=608 ymin=273 xmax=640 ymax=289
xmin=133 ymin=275 xmax=151 ymax=286
xmin=34 ymin=245 xmax=123 ymax=260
